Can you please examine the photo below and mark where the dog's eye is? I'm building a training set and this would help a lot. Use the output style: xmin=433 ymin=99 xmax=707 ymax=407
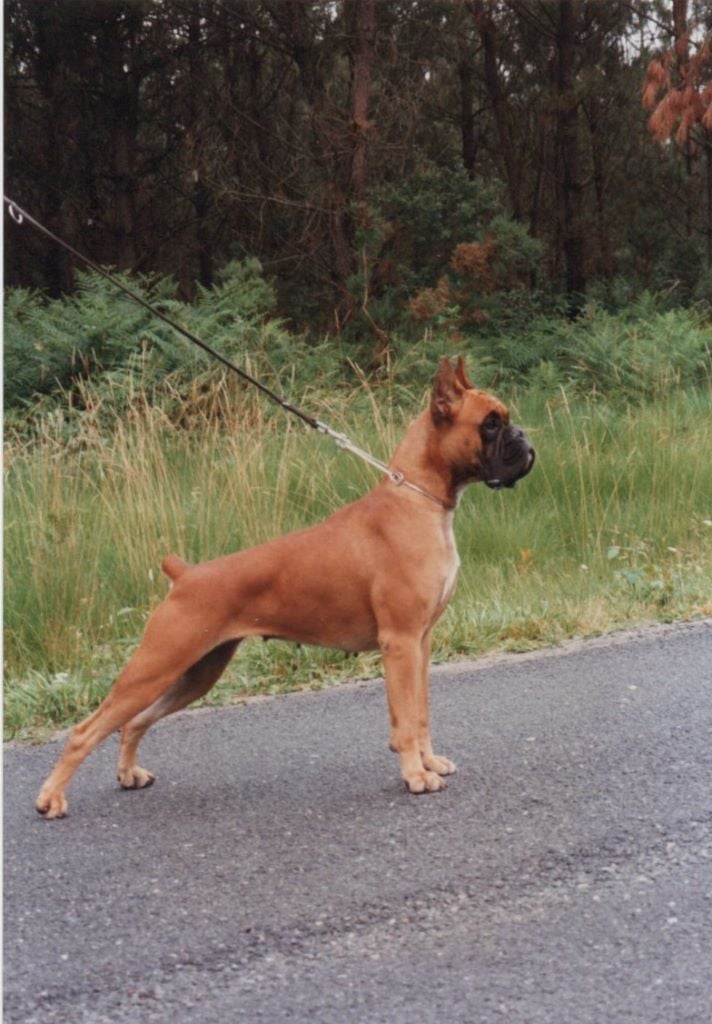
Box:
xmin=482 ymin=413 xmax=501 ymax=437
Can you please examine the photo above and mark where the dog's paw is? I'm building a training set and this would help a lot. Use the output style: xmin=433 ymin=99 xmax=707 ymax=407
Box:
xmin=36 ymin=791 xmax=68 ymax=819
xmin=404 ymin=769 xmax=447 ymax=794
xmin=422 ymin=753 xmax=457 ymax=776
xmin=117 ymin=766 xmax=155 ymax=790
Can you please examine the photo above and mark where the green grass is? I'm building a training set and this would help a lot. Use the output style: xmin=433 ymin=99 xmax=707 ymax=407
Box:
xmin=4 ymin=378 xmax=712 ymax=740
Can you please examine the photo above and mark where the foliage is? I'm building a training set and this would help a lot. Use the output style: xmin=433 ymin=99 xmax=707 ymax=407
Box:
xmin=5 ymin=0 xmax=712 ymax=336
xmin=4 ymin=261 xmax=283 ymax=413
xmin=561 ymin=302 xmax=712 ymax=398
xmin=642 ymin=19 xmax=712 ymax=144
xmin=408 ymin=212 xmax=545 ymax=332
xmin=473 ymin=300 xmax=712 ymax=399
xmin=374 ymin=168 xmax=503 ymax=294
xmin=5 ymin=268 xmax=711 ymax=437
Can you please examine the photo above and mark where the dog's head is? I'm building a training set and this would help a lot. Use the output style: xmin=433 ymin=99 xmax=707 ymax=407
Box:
xmin=430 ymin=356 xmax=535 ymax=491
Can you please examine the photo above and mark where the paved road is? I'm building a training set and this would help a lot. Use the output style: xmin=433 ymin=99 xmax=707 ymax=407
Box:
xmin=4 ymin=620 xmax=712 ymax=1024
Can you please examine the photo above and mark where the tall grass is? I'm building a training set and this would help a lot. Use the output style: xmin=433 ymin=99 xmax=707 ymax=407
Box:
xmin=4 ymin=375 xmax=712 ymax=739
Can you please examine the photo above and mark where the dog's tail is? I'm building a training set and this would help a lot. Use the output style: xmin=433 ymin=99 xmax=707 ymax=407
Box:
xmin=161 ymin=553 xmax=191 ymax=583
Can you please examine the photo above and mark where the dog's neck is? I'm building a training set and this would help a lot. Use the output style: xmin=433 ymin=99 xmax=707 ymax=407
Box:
xmin=388 ymin=412 xmax=460 ymax=511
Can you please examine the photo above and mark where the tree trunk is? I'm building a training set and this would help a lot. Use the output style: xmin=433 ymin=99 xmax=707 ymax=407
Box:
xmin=587 ymin=95 xmax=614 ymax=279
xmin=189 ymin=3 xmax=213 ymax=291
xmin=32 ymin=3 xmax=73 ymax=295
xmin=348 ymin=0 xmax=376 ymax=198
xmin=555 ymin=0 xmax=586 ymax=316
xmin=456 ymin=9 xmax=478 ymax=179
xmin=286 ymin=0 xmax=354 ymax=327
xmin=672 ymin=0 xmax=696 ymax=240
xmin=706 ymin=136 xmax=712 ymax=268
xmin=100 ymin=4 xmax=143 ymax=270
xmin=472 ymin=1 xmax=523 ymax=219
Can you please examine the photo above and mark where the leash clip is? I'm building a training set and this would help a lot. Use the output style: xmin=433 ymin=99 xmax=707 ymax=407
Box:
xmin=389 ymin=470 xmax=405 ymax=486
xmin=8 ymin=203 xmax=24 ymax=225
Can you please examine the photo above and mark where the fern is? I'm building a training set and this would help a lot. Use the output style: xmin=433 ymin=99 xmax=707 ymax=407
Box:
xmin=5 ymin=261 xmax=710 ymax=429
xmin=3 ymin=261 xmax=284 ymax=409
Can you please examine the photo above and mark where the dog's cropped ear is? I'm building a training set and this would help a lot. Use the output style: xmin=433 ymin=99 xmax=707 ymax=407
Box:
xmin=431 ymin=357 xmax=464 ymax=424
xmin=454 ymin=355 xmax=474 ymax=390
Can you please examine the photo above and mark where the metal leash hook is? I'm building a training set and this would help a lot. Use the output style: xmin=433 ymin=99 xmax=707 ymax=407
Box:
xmin=8 ymin=202 xmax=24 ymax=225
xmin=315 ymin=421 xmax=429 ymax=497
xmin=317 ymin=421 xmax=390 ymax=473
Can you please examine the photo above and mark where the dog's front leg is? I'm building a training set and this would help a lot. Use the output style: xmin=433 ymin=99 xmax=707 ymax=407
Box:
xmin=417 ymin=630 xmax=456 ymax=779
xmin=380 ymin=630 xmax=447 ymax=793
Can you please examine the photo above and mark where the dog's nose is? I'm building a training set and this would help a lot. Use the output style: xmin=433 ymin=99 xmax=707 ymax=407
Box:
xmin=510 ymin=425 xmax=529 ymax=445
xmin=511 ymin=426 xmax=535 ymax=462
xmin=512 ymin=425 xmax=535 ymax=478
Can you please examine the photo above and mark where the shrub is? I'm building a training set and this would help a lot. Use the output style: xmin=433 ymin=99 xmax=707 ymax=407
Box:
xmin=376 ymin=167 xmax=502 ymax=294
xmin=408 ymin=214 xmax=545 ymax=335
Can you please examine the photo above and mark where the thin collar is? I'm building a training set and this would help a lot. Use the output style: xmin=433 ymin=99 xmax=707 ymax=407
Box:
xmin=388 ymin=468 xmax=456 ymax=511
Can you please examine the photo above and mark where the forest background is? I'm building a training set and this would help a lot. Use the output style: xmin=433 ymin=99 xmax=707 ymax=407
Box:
xmin=4 ymin=0 xmax=712 ymax=737
xmin=5 ymin=0 xmax=712 ymax=328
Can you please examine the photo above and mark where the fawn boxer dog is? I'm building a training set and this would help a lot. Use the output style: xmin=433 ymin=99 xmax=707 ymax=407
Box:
xmin=36 ymin=356 xmax=534 ymax=818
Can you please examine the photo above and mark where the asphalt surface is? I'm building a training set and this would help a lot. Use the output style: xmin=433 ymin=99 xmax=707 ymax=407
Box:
xmin=4 ymin=620 xmax=712 ymax=1024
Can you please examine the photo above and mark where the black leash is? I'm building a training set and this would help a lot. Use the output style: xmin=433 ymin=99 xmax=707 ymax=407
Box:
xmin=4 ymin=196 xmax=452 ymax=510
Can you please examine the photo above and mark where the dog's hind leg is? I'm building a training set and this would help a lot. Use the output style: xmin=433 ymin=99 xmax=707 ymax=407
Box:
xmin=35 ymin=599 xmax=225 ymax=819
xmin=117 ymin=639 xmax=241 ymax=790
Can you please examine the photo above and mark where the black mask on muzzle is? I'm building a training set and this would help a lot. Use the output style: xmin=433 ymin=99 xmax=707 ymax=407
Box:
xmin=484 ymin=425 xmax=536 ymax=490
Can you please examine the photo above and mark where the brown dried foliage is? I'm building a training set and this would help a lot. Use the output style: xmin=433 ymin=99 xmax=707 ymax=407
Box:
xmin=643 ymin=28 xmax=712 ymax=145
xmin=449 ymin=236 xmax=497 ymax=292
xmin=409 ymin=276 xmax=451 ymax=320
xmin=410 ymin=237 xmax=500 ymax=326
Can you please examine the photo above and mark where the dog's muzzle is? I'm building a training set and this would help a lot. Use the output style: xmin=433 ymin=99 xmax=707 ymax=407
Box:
xmin=484 ymin=427 xmax=536 ymax=490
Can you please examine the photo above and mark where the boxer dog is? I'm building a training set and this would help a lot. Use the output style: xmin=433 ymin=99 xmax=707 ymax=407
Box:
xmin=36 ymin=356 xmax=535 ymax=818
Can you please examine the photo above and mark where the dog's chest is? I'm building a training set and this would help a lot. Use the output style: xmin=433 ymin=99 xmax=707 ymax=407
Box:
xmin=438 ymin=517 xmax=461 ymax=606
